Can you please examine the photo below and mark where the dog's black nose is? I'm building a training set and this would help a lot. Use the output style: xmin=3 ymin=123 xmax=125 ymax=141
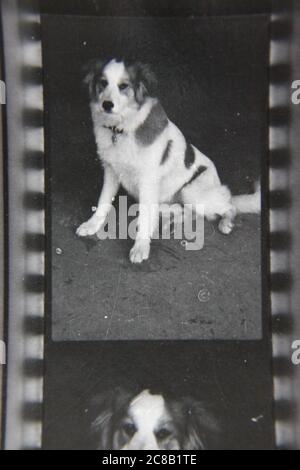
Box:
xmin=102 ymin=101 xmax=114 ymax=112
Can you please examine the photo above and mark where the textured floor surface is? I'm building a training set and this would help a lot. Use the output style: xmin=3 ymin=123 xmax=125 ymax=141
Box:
xmin=51 ymin=205 xmax=262 ymax=340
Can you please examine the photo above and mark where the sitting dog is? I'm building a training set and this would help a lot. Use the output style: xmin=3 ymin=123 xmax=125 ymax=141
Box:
xmin=77 ymin=58 xmax=260 ymax=263
xmin=90 ymin=388 xmax=218 ymax=450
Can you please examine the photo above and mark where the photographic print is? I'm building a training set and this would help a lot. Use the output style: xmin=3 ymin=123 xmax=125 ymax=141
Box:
xmin=2 ymin=0 xmax=299 ymax=453
xmin=43 ymin=14 xmax=268 ymax=341
xmin=43 ymin=342 xmax=275 ymax=450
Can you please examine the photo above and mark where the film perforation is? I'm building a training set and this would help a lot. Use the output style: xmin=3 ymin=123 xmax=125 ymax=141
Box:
xmin=275 ymin=399 xmax=297 ymax=421
xmin=269 ymin=106 xmax=291 ymax=127
xmin=270 ymin=149 xmax=291 ymax=168
xmin=22 ymin=402 xmax=43 ymax=422
xmin=271 ymin=273 xmax=292 ymax=292
xmin=24 ymin=233 xmax=45 ymax=252
xmin=270 ymin=64 xmax=291 ymax=84
xmin=19 ymin=20 xmax=41 ymax=42
xmin=23 ymin=358 xmax=44 ymax=379
xmin=270 ymin=231 xmax=291 ymax=251
xmin=270 ymin=19 xmax=292 ymax=40
xmin=23 ymin=316 xmax=44 ymax=336
xmin=23 ymin=191 xmax=45 ymax=211
xmin=273 ymin=357 xmax=294 ymax=377
xmin=272 ymin=314 xmax=294 ymax=335
xmin=21 ymin=65 xmax=43 ymax=86
xmin=24 ymin=274 xmax=44 ymax=294
xmin=22 ymin=108 xmax=44 ymax=128
xmin=270 ymin=190 xmax=291 ymax=209
xmin=23 ymin=150 xmax=45 ymax=170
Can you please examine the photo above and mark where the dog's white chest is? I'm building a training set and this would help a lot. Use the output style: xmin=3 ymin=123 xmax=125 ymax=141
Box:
xmin=96 ymin=129 xmax=142 ymax=197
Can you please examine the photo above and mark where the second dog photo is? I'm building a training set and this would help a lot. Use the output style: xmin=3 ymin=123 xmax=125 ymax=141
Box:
xmin=42 ymin=14 xmax=268 ymax=340
xmin=43 ymin=342 xmax=275 ymax=450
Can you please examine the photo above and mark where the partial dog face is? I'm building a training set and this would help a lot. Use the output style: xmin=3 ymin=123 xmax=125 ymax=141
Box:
xmin=90 ymin=388 xmax=218 ymax=450
xmin=113 ymin=390 xmax=179 ymax=450
xmin=84 ymin=58 xmax=157 ymax=125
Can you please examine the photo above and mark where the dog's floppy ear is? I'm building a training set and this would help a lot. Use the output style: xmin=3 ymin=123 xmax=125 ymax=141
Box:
xmin=182 ymin=399 xmax=219 ymax=450
xmin=89 ymin=387 xmax=133 ymax=450
xmin=82 ymin=59 xmax=104 ymax=101
xmin=168 ymin=397 xmax=219 ymax=450
xmin=128 ymin=62 xmax=157 ymax=104
xmin=135 ymin=62 xmax=157 ymax=91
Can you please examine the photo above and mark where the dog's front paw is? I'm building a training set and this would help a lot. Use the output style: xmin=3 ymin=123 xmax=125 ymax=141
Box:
xmin=76 ymin=215 xmax=102 ymax=237
xmin=130 ymin=240 xmax=150 ymax=264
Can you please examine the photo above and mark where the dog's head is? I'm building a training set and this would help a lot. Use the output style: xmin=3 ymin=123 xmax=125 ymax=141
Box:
xmin=83 ymin=58 xmax=157 ymax=125
xmin=90 ymin=388 xmax=218 ymax=450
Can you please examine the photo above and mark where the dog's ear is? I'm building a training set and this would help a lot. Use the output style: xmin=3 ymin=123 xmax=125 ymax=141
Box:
xmin=182 ymin=399 xmax=219 ymax=450
xmin=135 ymin=62 xmax=157 ymax=91
xmin=89 ymin=387 xmax=133 ymax=450
xmin=168 ymin=397 xmax=219 ymax=450
xmin=128 ymin=62 xmax=157 ymax=104
xmin=82 ymin=59 xmax=104 ymax=101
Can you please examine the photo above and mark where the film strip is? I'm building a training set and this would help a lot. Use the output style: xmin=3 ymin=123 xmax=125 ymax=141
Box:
xmin=1 ymin=0 xmax=298 ymax=450
xmin=18 ymin=6 xmax=45 ymax=451
xmin=269 ymin=3 xmax=296 ymax=450
xmin=1 ymin=0 xmax=45 ymax=450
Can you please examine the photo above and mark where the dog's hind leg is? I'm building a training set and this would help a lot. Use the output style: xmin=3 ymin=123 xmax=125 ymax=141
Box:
xmin=219 ymin=182 xmax=261 ymax=234
xmin=218 ymin=206 xmax=237 ymax=234
xmin=180 ymin=182 xmax=236 ymax=234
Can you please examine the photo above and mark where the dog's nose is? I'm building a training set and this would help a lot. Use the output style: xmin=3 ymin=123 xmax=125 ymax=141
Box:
xmin=102 ymin=101 xmax=114 ymax=112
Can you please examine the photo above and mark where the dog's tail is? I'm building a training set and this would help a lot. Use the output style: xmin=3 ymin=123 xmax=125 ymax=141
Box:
xmin=231 ymin=181 xmax=261 ymax=214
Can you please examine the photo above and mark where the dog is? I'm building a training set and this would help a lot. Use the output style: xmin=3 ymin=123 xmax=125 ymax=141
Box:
xmin=76 ymin=58 xmax=260 ymax=263
xmin=90 ymin=388 xmax=218 ymax=450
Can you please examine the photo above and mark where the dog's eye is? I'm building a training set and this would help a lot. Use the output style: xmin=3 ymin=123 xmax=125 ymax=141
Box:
xmin=100 ymin=79 xmax=108 ymax=88
xmin=122 ymin=422 xmax=136 ymax=438
xmin=156 ymin=428 xmax=172 ymax=441
xmin=119 ymin=83 xmax=129 ymax=91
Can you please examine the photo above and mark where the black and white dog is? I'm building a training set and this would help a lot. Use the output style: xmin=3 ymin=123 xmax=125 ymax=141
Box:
xmin=77 ymin=58 xmax=260 ymax=263
xmin=90 ymin=388 xmax=218 ymax=450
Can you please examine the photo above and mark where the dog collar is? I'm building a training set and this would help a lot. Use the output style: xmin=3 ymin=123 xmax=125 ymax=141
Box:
xmin=103 ymin=125 xmax=124 ymax=144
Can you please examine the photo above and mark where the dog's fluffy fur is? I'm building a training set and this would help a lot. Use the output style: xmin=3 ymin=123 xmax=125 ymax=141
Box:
xmin=77 ymin=58 xmax=260 ymax=263
xmin=90 ymin=388 xmax=218 ymax=450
